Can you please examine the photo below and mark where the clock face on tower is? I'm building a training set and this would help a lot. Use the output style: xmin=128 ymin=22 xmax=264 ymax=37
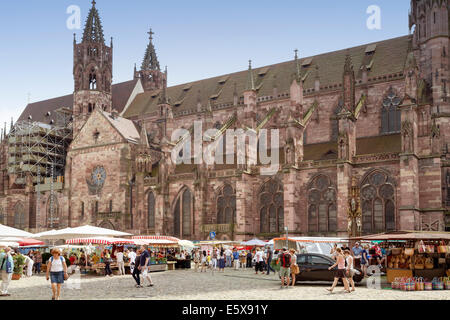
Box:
xmin=91 ymin=166 xmax=106 ymax=186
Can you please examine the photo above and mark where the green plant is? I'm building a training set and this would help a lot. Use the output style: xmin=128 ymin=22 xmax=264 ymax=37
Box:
xmin=13 ymin=254 xmax=26 ymax=275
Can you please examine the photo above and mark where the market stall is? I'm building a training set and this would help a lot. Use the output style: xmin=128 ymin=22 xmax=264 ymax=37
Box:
xmin=132 ymin=236 xmax=179 ymax=271
xmin=352 ymin=231 xmax=450 ymax=284
xmin=272 ymin=237 xmax=348 ymax=256
xmin=0 ymin=224 xmax=34 ymax=238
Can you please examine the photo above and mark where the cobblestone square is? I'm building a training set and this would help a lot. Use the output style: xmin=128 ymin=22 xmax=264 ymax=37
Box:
xmin=2 ymin=269 xmax=450 ymax=300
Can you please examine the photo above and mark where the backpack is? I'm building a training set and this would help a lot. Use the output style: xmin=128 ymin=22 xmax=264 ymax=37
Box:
xmin=1 ymin=254 xmax=13 ymax=274
xmin=281 ymin=253 xmax=291 ymax=268
xmin=50 ymin=256 xmax=65 ymax=264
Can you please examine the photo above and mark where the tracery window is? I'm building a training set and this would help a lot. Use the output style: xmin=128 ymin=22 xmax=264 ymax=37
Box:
xmin=173 ymin=188 xmax=193 ymax=238
xmin=217 ymin=184 xmax=236 ymax=224
xmin=381 ymin=88 xmax=401 ymax=134
xmin=89 ymin=70 xmax=97 ymax=90
xmin=361 ymin=170 xmax=396 ymax=234
xmin=0 ymin=207 xmax=4 ymax=225
xmin=148 ymin=192 xmax=155 ymax=229
xmin=307 ymin=175 xmax=337 ymax=233
xmin=14 ymin=202 xmax=25 ymax=229
xmin=259 ymin=180 xmax=284 ymax=233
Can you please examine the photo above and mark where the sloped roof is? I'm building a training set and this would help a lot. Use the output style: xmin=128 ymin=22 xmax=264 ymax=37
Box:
xmin=18 ymin=79 xmax=138 ymax=123
xmin=123 ymin=35 xmax=411 ymax=118
xmin=101 ymin=110 xmax=141 ymax=144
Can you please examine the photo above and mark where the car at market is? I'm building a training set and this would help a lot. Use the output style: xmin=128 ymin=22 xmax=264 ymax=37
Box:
xmin=288 ymin=253 xmax=364 ymax=284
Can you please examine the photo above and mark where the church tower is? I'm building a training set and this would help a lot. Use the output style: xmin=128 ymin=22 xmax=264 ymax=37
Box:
xmin=134 ymin=28 xmax=167 ymax=91
xmin=73 ymin=0 xmax=113 ymax=134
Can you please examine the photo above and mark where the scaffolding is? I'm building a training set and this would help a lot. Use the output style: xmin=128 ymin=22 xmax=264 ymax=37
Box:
xmin=7 ymin=107 xmax=73 ymax=228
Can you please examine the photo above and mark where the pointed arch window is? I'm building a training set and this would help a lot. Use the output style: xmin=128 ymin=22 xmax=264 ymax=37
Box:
xmin=0 ymin=207 xmax=4 ymax=225
xmin=217 ymin=184 xmax=236 ymax=224
xmin=381 ymin=88 xmax=401 ymax=134
xmin=14 ymin=202 xmax=25 ymax=230
xmin=89 ymin=69 xmax=97 ymax=90
xmin=259 ymin=180 xmax=284 ymax=233
xmin=173 ymin=188 xmax=193 ymax=238
xmin=148 ymin=191 xmax=156 ymax=229
xmin=361 ymin=170 xmax=396 ymax=234
xmin=307 ymin=175 xmax=337 ymax=233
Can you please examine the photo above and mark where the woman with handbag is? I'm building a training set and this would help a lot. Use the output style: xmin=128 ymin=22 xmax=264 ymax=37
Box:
xmin=289 ymin=249 xmax=299 ymax=287
xmin=46 ymin=249 xmax=68 ymax=300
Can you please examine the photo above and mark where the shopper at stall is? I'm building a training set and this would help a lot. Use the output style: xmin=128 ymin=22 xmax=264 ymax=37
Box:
xmin=116 ymin=249 xmax=125 ymax=276
xmin=200 ymin=250 xmax=207 ymax=273
xmin=218 ymin=248 xmax=226 ymax=272
xmin=254 ymin=248 xmax=264 ymax=274
xmin=127 ymin=248 xmax=136 ymax=273
xmin=34 ymin=251 xmax=42 ymax=274
xmin=289 ymin=249 xmax=298 ymax=287
xmin=46 ymin=249 xmax=68 ymax=300
xmin=246 ymin=251 xmax=253 ymax=268
xmin=327 ymin=248 xmax=350 ymax=294
xmin=138 ymin=246 xmax=154 ymax=287
xmin=104 ymin=249 xmax=113 ymax=277
xmin=225 ymin=247 xmax=233 ymax=268
xmin=361 ymin=244 xmax=369 ymax=277
xmin=344 ymin=250 xmax=356 ymax=292
xmin=0 ymin=247 xmax=14 ymax=297
xmin=232 ymin=248 xmax=240 ymax=270
xmin=193 ymin=249 xmax=200 ymax=272
xmin=24 ymin=254 xmax=34 ymax=277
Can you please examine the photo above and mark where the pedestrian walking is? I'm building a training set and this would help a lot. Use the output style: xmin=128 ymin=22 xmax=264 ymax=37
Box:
xmin=116 ymin=249 xmax=125 ymax=275
xmin=138 ymin=246 xmax=154 ymax=287
xmin=344 ymin=250 xmax=356 ymax=292
xmin=246 ymin=251 xmax=252 ymax=268
xmin=278 ymin=247 xmax=291 ymax=288
xmin=240 ymin=251 xmax=246 ymax=269
xmin=289 ymin=249 xmax=299 ymax=287
xmin=46 ymin=249 xmax=68 ymax=300
xmin=132 ymin=249 xmax=142 ymax=288
xmin=193 ymin=249 xmax=200 ymax=272
xmin=361 ymin=244 xmax=369 ymax=278
xmin=0 ymin=247 xmax=14 ymax=297
xmin=211 ymin=249 xmax=218 ymax=271
xmin=225 ymin=247 xmax=233 ymax=267
xmin=266 ymin=246 xmax=275 ymax=275
xmin=327 ymin=248 xmax=351 ymax=293
xmin=200 ymin=250 xmax=207 ymax=272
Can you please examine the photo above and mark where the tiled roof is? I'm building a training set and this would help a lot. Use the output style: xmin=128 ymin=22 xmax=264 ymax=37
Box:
xmin=101 ymin=110 xmax=141 ymax=144
xmin=18 ymin=79 xmax=138 ymax=123
xmin=123 ymin=35 xmax=411 ymax=118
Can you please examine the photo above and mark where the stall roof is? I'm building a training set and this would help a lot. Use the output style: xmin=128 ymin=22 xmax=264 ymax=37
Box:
xmin=351 ymin=231 xmax=450 ymax=241
xmin=273 ymin=237 xmax=349 ymax=243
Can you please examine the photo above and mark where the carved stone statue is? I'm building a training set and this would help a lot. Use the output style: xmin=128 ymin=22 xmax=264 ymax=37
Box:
xmin=401 ymin=120 xmax=413 ymax=153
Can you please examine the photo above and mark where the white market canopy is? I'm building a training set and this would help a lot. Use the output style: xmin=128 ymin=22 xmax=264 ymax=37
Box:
xmin=241 ymin=238 xmax=268 ymax=247
xmin=178 ymin=240 xmax=196 ymax=248
xmin=132 ymin=236 xmax=179 ymax=247
xmin=0 ymin=241 xmax=19 ymax=248
xmin=0 ymin=224 xmax=34 ymax=238
xmin=34 ymin=225 xmax=132 ymax=240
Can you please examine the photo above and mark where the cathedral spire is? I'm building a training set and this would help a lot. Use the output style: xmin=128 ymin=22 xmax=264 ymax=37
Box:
xmin=246 ymin=60 xmax=255 ymax=91
xmin=82 ymin=0 xmax=105 ymax=43
xmin=295 ymin=49 xmax=301 ymax=81
xmin=141 ymin=28 xmax=160 ymax=71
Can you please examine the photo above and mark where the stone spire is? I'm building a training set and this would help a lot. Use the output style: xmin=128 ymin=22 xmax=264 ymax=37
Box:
xmin=141 ymin=28 xmax=160 ymax=71
xmin=344 ymin=52 xmax=354 ymax=74
xmin=295 ymin=49 xmax=301 ymax=81
xmin=82 ymin=0 xmax=105 ymax=43
xmin=246 ymin=60 xmax=255 ymax=91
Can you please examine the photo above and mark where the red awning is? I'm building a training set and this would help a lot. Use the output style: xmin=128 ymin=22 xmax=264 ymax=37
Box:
xmin=19 ymin=238 xmax=45 ymax=247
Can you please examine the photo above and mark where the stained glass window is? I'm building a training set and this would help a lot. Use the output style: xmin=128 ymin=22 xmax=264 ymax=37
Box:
xmin=14 ymin=202 xmax=25 ymax=230
xmin=307 ymin=175 xmax=337 ymax=233
xmin=217 ymin=184 xmax=236 ymax=224
xmin=381 ymin=88 xmax=401 ymax=134
xmin=360 ymin=171 xmax=396 ymax=233
xmin=259 ymin=180 xmax=284 ymax=233
xmin=173 ymin=188 xmax=193 ymax=238
xmin=148 ymin=192 xmax=155 ymax=229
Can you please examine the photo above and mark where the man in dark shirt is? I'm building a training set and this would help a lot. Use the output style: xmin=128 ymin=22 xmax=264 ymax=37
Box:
xmin=132 ymin=249 xmax=142 ymax=288
xmin=138 ymin=246 xmax=154 ymax=287
xmin=266 ymin=247 xmax=275 ymax=275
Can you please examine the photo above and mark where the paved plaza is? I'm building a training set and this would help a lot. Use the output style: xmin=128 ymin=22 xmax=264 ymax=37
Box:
xmin=2 ymin=269 xmax=450 ymax=300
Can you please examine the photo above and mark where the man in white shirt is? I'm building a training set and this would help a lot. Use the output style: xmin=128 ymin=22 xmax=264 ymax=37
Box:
xmin=128 ymin=249 xmax=136 ymax=273
xmin=225 ymin=248 xmax=233 ymax=267
xmin=116 ymin=251 xmax=125 ymax=275
xmin=254 ymin=248 xmax=264 ymax=274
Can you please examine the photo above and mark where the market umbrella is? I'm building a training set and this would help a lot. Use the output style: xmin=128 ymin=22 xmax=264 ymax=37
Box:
xmin=66 ymin=237 xmax=135 ymax=245
xmin=0 ymin=237 xmax=45 ymax=247
xmin=241 ymin=238 xmax=268 ymax=246
xmin=35 ymin=225 xmax=131 ymax=240
xmin=178 ymin=240 xmax=196 ymax=248
xmin=0 ymin=224 xmax=34 ymax=238
xmin=0 ymin=241 xmax=19 ymax=248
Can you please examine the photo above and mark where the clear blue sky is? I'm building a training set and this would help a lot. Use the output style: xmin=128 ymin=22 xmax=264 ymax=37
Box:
xmin=0 ymin=0 xmax=411 ymax=127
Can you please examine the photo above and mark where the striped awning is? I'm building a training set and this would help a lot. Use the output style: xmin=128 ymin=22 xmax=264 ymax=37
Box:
xmin=66 ymin=237 xmax=135 ymax=245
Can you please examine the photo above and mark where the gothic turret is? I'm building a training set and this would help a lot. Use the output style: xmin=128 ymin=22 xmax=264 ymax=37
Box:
xmin=73 ymin=0 xmax=113 ymax=134
xmin=134 ymin=28 xmax=167 ymax=92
